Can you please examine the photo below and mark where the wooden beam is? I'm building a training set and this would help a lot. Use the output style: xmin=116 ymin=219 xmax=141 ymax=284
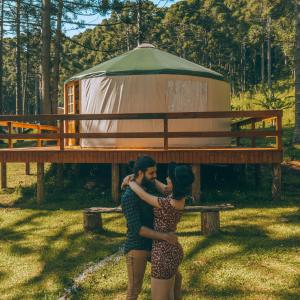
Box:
xmin=37 ymin=162 xmax=44 ymax=204
xmin=111 ymin=163 xmax=120 ymax=204
xmin=192 ymin=164 xmax=201 ymax=203
xmin=56 ymin=163 xmax=64 ymax=188
xmin=272 ymin=163 xmax=281 ymax=201
xmin=25 ymin=162 xmax=30 ymax=175
xmin=0 ymin=110 xmax=283 ymax=122
xmin=1 ymin=162 xmax=7 ymax=189
xmin=254 ymin=164 xmax=261 ymax=187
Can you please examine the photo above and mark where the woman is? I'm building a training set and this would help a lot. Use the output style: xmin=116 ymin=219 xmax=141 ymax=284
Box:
xmin=126 ymin=163 xmax=194 ymax=300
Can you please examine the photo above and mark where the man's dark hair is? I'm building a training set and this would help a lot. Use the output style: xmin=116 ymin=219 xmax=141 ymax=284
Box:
xmin=128 ymin=155 xmax=156 ymax=178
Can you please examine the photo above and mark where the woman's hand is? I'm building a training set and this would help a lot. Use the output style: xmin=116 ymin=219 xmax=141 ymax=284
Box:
xmin=121 ymin=174 xmax=134 ymax=190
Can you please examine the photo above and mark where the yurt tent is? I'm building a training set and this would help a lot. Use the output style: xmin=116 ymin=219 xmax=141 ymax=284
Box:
xmin=64 ymin=44 xmax=231 ymax=148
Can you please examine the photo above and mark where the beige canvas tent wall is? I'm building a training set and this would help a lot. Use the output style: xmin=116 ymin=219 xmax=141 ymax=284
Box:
xmin=64 ymin=44 xmax=231 ymax=148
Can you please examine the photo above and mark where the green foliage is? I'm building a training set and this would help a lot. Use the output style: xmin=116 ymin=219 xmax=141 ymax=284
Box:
xmin=0 ymin=0 xmax=297 ymax=111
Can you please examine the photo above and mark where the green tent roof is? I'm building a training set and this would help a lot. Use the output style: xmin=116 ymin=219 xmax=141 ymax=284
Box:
xmin=66 ymin=44 xmax=225 ymax=82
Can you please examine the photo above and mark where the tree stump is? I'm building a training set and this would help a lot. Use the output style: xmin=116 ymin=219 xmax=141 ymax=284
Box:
xmin=83 ymin=211 xmax=102 ymax=232
xmin=201 ymin=211 xmax=220 ymax=236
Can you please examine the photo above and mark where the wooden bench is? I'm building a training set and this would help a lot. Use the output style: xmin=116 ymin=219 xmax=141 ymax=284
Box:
xmin=83 ymin=204 xmax=234 ymax=236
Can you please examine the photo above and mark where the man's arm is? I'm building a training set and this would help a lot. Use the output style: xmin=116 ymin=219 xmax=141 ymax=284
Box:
xmin=139 ymin=226 xmax=178 ymax=245
xmin=121 ymin=190 xmax=177 ymax=245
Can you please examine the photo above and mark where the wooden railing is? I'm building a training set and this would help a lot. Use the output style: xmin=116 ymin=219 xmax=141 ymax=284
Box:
xmin=0 ymin=121 xmax=59 ymax=148
xmin=0 ymin=110 xmax=282 ymax=151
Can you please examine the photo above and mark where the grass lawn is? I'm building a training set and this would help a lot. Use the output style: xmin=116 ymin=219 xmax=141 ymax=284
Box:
xmin=0 ymin=123 xmax=299 ymax=299
xmin=0 ymin=162 xmax=299 ymax=299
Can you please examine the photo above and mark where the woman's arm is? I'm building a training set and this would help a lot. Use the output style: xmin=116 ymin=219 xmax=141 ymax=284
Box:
xmin=129 ymin=181 xmax=161 ymax=208
xmin=154 ymin=178 xmax=172 ymax=195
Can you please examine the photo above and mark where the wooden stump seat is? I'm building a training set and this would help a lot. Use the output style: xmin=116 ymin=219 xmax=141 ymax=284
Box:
xmin=83 ymin=204 xmax=234 ymax=236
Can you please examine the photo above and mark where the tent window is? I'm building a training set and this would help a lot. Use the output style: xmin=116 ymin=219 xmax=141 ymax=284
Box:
xmin=67 ymin=85 xmax=74 ymax=113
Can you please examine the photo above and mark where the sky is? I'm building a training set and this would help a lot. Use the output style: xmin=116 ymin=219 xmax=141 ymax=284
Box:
xmin=64 ymin=0 xmax=177 ymax=37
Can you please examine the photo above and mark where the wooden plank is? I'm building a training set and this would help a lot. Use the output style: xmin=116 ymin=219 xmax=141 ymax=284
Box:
xmin=0 ymin=110 xmax=283 ymax=122
xmin=85 ymin=204 xmax=234 ymax=214
xmin=0 ymin=148 xmax=283 ymax=164
xmin=0 ymin=130 xmax=278 ymax=140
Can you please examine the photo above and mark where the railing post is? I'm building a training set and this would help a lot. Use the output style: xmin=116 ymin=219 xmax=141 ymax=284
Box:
xmin=251 ymin=119 xmax=256 ymax=147
xmin=8 ymin=122 xmax=13 ymax=148
xmin=60 ymin=120 xmax=65 ymax=151
xmin=164 ymin=116 xmax=168 ymax=150
xmin=276 ymin=115 xmax=282 ymax=150
xmin=235 ymin=124 xmax=241 ymax=147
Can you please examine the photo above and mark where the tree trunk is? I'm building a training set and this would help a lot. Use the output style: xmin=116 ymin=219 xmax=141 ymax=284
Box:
xmin=267 ymin=16 xmax=272 ymax=91
xmin=294 ymin=1 xmax=300 ymax=144
xmin=16 ymin=0 xmax=22 ymax=115
xmin=0 ymin=0 xmax=4 ymax=114
xmin=52 ymin=0 xmax=63 ymax=115
xmin=137 ymin=0 xmax=142 ymax=46
xmin=41 ymin=0 xmax=51 ymax=114
xmin=23 ymin=11 xmax=30 ymax=115
xmin=261 ymin=41 xmax=265 ymax=90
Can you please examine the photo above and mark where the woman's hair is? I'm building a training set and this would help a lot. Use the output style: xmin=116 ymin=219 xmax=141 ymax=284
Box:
xmin=128 ymin=155 xmax=156 ymax=177
xmin=168 ymin=162 xmax=195 ymax=200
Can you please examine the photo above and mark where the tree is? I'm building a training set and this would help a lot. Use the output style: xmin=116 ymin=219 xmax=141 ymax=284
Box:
xmin=294 ymin=0 xmax=300 ymax=144
xmin=15 ymin=0 xmax=22 ymax=115
xmin=0 ymin=0 xmax=4 ymax=114
xmin=41 ymin=0 xmax=51 ymax=114
xmin=52 ymin=0 xmax=64 ymax=115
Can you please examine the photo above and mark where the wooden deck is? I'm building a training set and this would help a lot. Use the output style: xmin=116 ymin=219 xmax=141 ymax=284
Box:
xmin=0 ymin=110 xmax=284 ymax=202
xmin=0 ymin=146 xmax=283 ymax=164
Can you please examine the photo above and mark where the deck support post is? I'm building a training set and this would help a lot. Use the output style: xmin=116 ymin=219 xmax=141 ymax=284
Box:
xmin=112 ymin=163 xmax=120 ymax=204
xmin=272 ymin=163 xmax=281 ymax=201
xmin=201 ymin=211 xmax=220 ymax=236
xmin=192 ymin=164 xmax=201 ymax=203
xmin=254 ymin=164 xmax=261 ymax=187
xmin=25 ymin=162 xmax=30 ymax=175
xmin=1 ymin=162 xmax=7 ymax=189
xmin=56 ymin=163 xmax=64 ymax=188
xmin=37 ymin=162 xmax=44 ymax=204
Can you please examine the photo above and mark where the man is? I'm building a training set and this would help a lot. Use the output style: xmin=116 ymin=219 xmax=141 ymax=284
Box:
xmin=121 ymin=155 xmax=182 ymax=300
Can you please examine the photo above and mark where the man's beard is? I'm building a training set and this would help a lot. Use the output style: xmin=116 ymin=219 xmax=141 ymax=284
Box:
xmin=141 ymin=176 xmax=156 ymax=190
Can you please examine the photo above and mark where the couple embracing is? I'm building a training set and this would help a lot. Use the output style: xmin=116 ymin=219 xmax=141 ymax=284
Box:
xmin=121 ymin=155 xmax=195 ymax=300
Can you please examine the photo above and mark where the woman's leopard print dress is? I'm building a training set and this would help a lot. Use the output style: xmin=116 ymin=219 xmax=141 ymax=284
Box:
xmin=151 ymin=196 xmax=184 ymax=279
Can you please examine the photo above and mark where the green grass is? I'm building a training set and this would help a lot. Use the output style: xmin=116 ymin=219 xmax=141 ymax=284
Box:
xmin=0 ymin=162 xmax=299 ymax=299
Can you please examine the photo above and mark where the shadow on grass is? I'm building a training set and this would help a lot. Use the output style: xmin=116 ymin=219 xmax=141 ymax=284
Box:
xmin=0 ymin=207 xmax=125 ymax=298
xmin=182 ymin=221 xmax=299 ymax=299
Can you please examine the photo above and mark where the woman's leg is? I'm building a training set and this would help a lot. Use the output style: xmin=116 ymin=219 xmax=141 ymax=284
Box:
xmin=174 ymin=271 xmax=182 ymax=300
xmin=151 ymin=276 xmax=174 ymax=300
